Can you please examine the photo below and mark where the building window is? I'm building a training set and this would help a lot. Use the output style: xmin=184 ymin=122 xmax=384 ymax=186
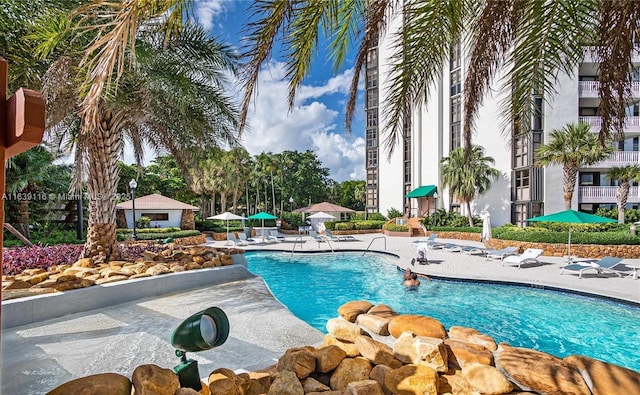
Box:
xmin=367 ymin=150 xmax=378 ymax=167
xmin=367 ymin=110 xmax=378 ymax=128
xmin=515 ymin=170 xmax=530 ymax=200
xmin=367 ymin=89 xmax=378 ymax=108
xmin=367 ymin=49 xmax=378 ymax=68
xmin=366 ymin=188 xmax=377 ymax=206
xmin=450 ymin=41 xmax=461 ymax=70
xmin=514 ymin=203 xmax=528 ymax=227
xmin=367 ymin=168 xmax=378 ymax=186
xmin=366 ymin=68 xmax=378 ymax=88
xmin=144 ymin=213 xmax=169 ymax=221
xmin=366 ymin=129 xmax=377 ymax=147
xmin=450 ymin=69 xmax=461 ymax=96
xmin=532 ymin=96 xmax=543 ymax=130
xmin=513 ymin=134 xmax=529 ymax=168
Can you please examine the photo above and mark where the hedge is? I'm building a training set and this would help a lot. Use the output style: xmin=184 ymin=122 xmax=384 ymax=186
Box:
xmin=117 ymin=230 xmax=201 ymax=241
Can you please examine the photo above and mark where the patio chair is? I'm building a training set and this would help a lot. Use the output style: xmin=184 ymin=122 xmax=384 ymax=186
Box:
xmin=502 ymin=248 xmax=544 ymax=269
xmin=326 ymin=229 xmax=357 ymax=242
xmin=238 ymin=233 xmax=257 ymax=245
xmin=485 ymin=246 xmax=518 ymax=261
xmin=309 ymin=230 xmax=327 ymax=243
xmin=460 ymin=245 xmax=487 ymax=256
xmin=226 ymin=233 xmax=248 ymax=246
xmin=268 ymin=230 xmax=285 ymax=242
xmin=441 ymin=243 xmax=463 ymax=252
xmin=560 ymin=256 xmax=624 ymax=279
xmin=415 ymin=233 xmax=445 ymax=250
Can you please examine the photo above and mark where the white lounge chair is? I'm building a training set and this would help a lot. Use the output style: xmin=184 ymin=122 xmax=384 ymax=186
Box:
xmin=560 ymin=256 xmax=624 ymax=279
xmin=326 ymin=229 xmax=356 ymax=242
xmin=238 ymin=233 xmax=257 ymax=245
xmin=268 ymin=230 xmax=285 ymax=242
xmin=414 ymin=233 xmax=445 ymax=250
xmin=226 ymin=233 xmax=248 ymax=246
xmin=502 ymin=248 xmax=544 ymax=268
xmin=460 ymin=245 xmax=487 ymax=255
xmin=485 ymin=246 xmax=518 ymax=261
xmin=441 ymin=243 xmax=463 ymax=252
xmin=309 ymin=230 xmax=327 ymax=243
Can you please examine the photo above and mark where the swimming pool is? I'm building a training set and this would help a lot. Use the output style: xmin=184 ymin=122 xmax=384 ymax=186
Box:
xmin=246 ymin=251 xmax=640 ymax=372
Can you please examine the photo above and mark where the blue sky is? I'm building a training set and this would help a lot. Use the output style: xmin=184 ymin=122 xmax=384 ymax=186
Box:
xmin=196 ymin=0 xmax=366 ymax=181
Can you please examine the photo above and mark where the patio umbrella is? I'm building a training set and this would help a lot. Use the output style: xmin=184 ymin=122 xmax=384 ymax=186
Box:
xmin=248 ymin=211 xmax=278 ymax=227
xmin=207 ymin=212 xmax=243 ymax=238
xmin=527 ymin=209 xmax=616 ymax=262
xmin=307 ymin=211 xmax=337 ymax=220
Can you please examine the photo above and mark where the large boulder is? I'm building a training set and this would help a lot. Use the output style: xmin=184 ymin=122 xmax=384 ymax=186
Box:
xmin=338 ymin=300 xmax=373 ymax=322
xmin=326 ymin=317 xmax=365 ymax=343
xmin=47 ymin=373 xmax=131 ymax=395
xmin=461 ymin=362 xmax=513 ymax=394
xmin=495 ymin=345 xmax=590 ymax=394
xmin=393 ymin=332 xmax=448 ymax=372
xmin=346 ymin=379 xmax=385 ymax=395
xmin=355 ymin=335 xmax=403 ymax=368
xmin=444 ymin=338 xmax=494 ymax=368
xmin=322 ymin=333 xmax=360 ymax=357
xmin=330 ymin=357 xmax=373 ymax=391
xmin=369 ymin=364 xmax=393 ymax=395
xmin=276 ymin=347 xmax=316 ymax=379
xmin=448 ymin=326 xmax=497 ymax=351
xmin=131 ymin=364 xmax=179 ymax=395
xmin=208 ymin=368 xmax=240 ymax=395
xmin=438 ymin=369 xmax=476 ymax=395
xmin=384 ymin=364 xmax=439 ymax=395
xmin=388 ymin=315 xmax=446 ymax=339
xmin=267 ymin=371 xmax=303 ymax=395
xmin=313 ymin=345 xmax=347 ymax=373
xmin=564 ymin=355 xmax=640 ymax=395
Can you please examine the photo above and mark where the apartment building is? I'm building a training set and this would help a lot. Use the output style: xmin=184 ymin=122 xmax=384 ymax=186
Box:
xmin=365 ymin=27 xmax=640 ymax=226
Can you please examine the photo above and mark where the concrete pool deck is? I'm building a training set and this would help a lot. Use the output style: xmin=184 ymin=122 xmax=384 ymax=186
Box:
xmin=2 ymin=233 xmax=638 ymax=393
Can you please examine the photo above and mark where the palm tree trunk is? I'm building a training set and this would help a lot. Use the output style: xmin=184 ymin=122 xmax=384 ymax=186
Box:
xmin=563 ymin=166 xmax=579 ymax=209
xmin=17 ymin=199 xmax=30 ymax=239
xmin=81 ymin=110 xmax=122 ymax=263
xmin=465 ymin=201 xmax=474 ymax=227
xmin=618 ymin=182 xmax=629 ymax=223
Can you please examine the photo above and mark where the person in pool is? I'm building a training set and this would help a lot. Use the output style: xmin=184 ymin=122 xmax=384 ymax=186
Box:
xmin=403 ymin=268 xmax=413 ymax=281
xmin=403 ymin=272 xmax=420 ymax=287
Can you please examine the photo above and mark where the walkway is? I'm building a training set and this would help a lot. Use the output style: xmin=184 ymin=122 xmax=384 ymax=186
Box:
xmin=2 ymin=233 xmax=638 ymax=394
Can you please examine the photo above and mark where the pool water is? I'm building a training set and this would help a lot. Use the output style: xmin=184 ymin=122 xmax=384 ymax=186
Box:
xmin=246 ymin=251 xmax=640 ymax=372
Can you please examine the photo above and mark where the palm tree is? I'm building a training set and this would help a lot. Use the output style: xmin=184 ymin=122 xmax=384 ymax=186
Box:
xmin=32 ymin=17 xmax=240 ymax=261
xmin=440 ymin=145 xmax=499 ymax=227
xmin=239 ymin=1 xmax=639 ymax=154
xmin=606 ymin=165 xmax=640 ymax=224
xmin=536 ymin=122 xmax=615 ymax=210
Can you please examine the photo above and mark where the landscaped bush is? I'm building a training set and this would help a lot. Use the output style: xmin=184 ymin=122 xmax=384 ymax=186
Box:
xmin=117 ymin=227 xmax=181 ymax=234
xmin=492 ymin=226 xmax=640 ymax=245
xmin=3 ymin=229 xmax=85 ymax=247
xmin=386 ymin=207 xmax=404 ymax=219
xmin=2 ymin=244 xmax=84 ymax=275
xmin=334 ymin=222 xmax=355 ymax=230
xmin=433 ymin=226 xmax=482 ymax=233
xmin=366 ymin=213 xmax=388 ymax=221
xmin=353 ymin=220 xmax=386 ymax=230
xmin=385 ymin=223 xmax=409 ymax=232
xmin=118 ymin=230 xmax=201 ymax=241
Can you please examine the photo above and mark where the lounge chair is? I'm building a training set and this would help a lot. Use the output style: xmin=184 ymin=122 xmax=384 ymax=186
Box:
xmin=560 ymin=256 xmax=624 ymax=279
xmin=309 ymin=230 xmax=327 ymax=243
xmin=238 ymin=233 xmax=257 ymax=245
xmin=442 ymin=243 xmax=463 ymax=252
xmin=485 ymin=246 xmax=518 ymax=261
xmin=415 ymin=233 xmax=445 ymax=250
xmin=326 ymin=229 xmax=356 ymax=242
xmin=226 ymin=233 xmax=248 ymax=246
xmin=460 ymin=245 xmax=487 ymax=255
xmin=268 ymin=230 xmax=285 ymax=242
xmin=502 ymin=248 xmax=544 ymax=268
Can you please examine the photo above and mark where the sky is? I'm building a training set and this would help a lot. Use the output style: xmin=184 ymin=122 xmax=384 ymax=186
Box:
xmin=126 ymin=0 xmax=366 ymax=182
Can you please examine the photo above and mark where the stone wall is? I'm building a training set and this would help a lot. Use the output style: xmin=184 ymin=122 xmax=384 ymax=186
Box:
xmin=172 ymin=234 xmax=207 ymax=246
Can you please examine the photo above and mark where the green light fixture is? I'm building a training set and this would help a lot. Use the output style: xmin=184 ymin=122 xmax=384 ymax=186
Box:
xmin=171 ymin=307 xmax=230 ymax=390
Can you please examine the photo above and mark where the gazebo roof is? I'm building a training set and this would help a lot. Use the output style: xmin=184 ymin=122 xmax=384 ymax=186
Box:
xmin=116 ymin=194 xmax=199 ymax=210
xmin=295 ymin=201 xmax=355 ymax=213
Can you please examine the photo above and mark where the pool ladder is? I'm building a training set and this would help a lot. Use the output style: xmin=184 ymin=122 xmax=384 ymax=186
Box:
xmin=363 ymin=236 xmax=387 ymax=256
xmin=290 ymin=236 xmax=334 ymax=259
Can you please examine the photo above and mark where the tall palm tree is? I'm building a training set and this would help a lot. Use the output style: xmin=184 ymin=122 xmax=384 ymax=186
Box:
xmin=536 ymin=122 xmax=615 ymax=210
xmin=606 ymin=165 xmax=640 ymax=224
xmin=239 ymin=1 xmax=639 ymax=154
xmin=440 ymin=145 xmax=499 ymax=227
xmin=34 ymin=19 xmax=240 ymax=261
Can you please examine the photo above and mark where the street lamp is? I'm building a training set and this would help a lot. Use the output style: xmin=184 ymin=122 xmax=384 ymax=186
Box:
xmin=432 ymin=192 xmax=439 ymax=227
xmin=129 ymin=179 xmax=138 ymax=240
xmin=289 ymin=196 xmax=293 ymax=213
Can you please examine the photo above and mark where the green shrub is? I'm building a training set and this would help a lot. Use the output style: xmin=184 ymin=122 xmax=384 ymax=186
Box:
xmin=125 ymin=230 xmax=201 ymax=241
xmin=324 ymin=221 xmax=335 ymax=230
xmin=354 ymin=220 xmax=386 ymax=230
xmin=335 ymin=222 xmax=355 ymax=230
xmin=366 ymin=213 xmax=387 ymax=221
xmin=492 ymin=225 xmax=640 ymax=245
xmin=433 ymin=226 xmax=482 ymax=233
xmin=386 ymin=207 xmax=404 ymax=219
xmin=386 ymin=223 xmax=409 ymax=232
xmin=136 ymin=216 xmax=151 ymax=228
xmin=117 ymin=227 xmax=181 ymax=234
xmin=3 ymin=229 xmax=84 ymax=247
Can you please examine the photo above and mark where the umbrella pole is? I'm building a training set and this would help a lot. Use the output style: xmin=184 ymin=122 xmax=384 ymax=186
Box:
xmin=568 ymin=226 xmax=572 ymax=263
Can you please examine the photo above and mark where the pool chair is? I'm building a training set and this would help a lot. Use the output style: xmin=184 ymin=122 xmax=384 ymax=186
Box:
xmin=309 ymin=230 xmax=327 ymax=243
xmin=502 ymin=248 xmax=544 ymax=269
xmin=560 ymin=256 xmax=624 ymax=279
xmin=268 ymin=230 xmax=285 ymax=242
xmin=460 ymin=245 xmax=487 ymax=256
xmin=326 ymin=229 xmax=356 ymax=242
xmin=416 ymin=233 xmax=445 ymax=250
xmin=442 ymin=243 xmax=463 ymax=252
xmin=226 ymin=233 xmax=248 ymax=246
xmin=238 ymin=233 xmax=257 ymax=245
xmin=485 ymin=246 xmax=518 ymax=261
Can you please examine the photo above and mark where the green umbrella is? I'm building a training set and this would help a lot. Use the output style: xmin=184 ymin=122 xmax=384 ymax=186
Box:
xmin=527 ymin=209 xmax=616 ymax=262
xmin=248 ymin=212 xmax=278 ymax=227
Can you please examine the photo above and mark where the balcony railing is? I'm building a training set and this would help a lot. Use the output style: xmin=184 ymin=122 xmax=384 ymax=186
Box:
xmin=578 ymin=116 xmax=640 ymax=134
xmin=584 ymin=46 xmax=640 ymax=63
xmin=578 ymin=186 xmax=640 ymax=203
xmin=579 ymin=81 xmax=640 ymax=98
xmin=589 ymin=151 xmax=640 ymax=168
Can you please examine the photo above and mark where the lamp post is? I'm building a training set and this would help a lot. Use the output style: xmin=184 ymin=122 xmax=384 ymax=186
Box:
xmin=129 ymin=179 xmax=138 ymax=240
xmin=432 ymin=192 xmax=439 ymax=227
xmin=289 ymin=196 xmax=293 ymax=213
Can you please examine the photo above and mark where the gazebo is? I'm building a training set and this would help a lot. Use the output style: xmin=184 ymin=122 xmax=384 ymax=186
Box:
xmin=295 ymin=202 xmax=355 ymax=221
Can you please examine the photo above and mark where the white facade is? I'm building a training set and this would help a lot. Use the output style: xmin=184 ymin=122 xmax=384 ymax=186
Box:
xmin=124 ymin=209 xmax=184 ymax=229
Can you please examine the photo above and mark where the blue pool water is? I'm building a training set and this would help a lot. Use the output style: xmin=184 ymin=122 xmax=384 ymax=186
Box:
xmin=246 ymin=251 xmax=640 ymax=372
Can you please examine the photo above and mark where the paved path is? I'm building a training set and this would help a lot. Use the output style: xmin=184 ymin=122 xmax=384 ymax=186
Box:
xmin=2 ymin=233 xmax=638 ymax=394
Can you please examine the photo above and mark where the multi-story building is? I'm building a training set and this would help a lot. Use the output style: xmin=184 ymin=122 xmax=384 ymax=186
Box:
xmin=365 ymin=27 xmax=640 ymax=226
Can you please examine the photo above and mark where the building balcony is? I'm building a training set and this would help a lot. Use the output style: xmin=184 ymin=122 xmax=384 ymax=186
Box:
xmin=578 ymin=186 xmax=640 ymax=203
xmin=578 ymin=116 xmax=640 ymax=134
xmin=586 ymin=151 xmax=640 ymax=169
xmin=584 ymin=46 xmax=640 ymax=63
xmin=579 ymin=81 xmax=640 ymax=98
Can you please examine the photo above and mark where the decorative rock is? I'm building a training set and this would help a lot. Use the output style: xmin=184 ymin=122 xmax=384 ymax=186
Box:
xmin=564 ymin=354 xmax=640 ymax=395
xmin=302 ymin=377 xmax=330 ymax=392
xmin=323 ymin=334 xmax=360 ymax=357
xmin=495 ymin=345 xmax=590 ymax=394
xmin=220 ymin=255 xmax=233 ymax=265
xmin=276 ymin=347 xmax=316 ymax=379
xmin=326 ymin=317 xmax=365 ymax=343
xmin=313 ymin=345 xmax=347 ymax=373
xmin=145 ymin=264 xmax=170 ymax=276
xmin=357 ymin=313 xmax=393 ymax=336
xmin=355 ymin=336 xmax=403 ymax=368
xmin=346 ymin=379 xmax=385 ymax=395
xmin=94 ymin=275 xmax=129 ymax=285
xmin=393 ymin=332 xmax=448 ymax=372
xmin=330 ymin=357 xmax=373 ymax=391
xmin=384 ymin=364 xmax=439 ymax=395
xmin=438 ymin=368 xmax=476 ymax=395
xmin=444 ymin=338 xmax=494 ymax=368
xmin=132 ymin=364 xmax=179 ymax=395
xmin=388 ymin=314 xmax=446 ymax=339
xmin=208 ymin=368 xmax=240 ymax=395
xmin=246 ymin=371 xmax=273 ymax=395
xmin=368 ymin=304 xmax=398 ymax=318
xmin=16 ymin=271 xmax=49 ymax=285
xmin=369 ymin=364 xmax=393 ymax=395
xmin=47 ymin=373 xmax=131 ymax=395
xmin=2 ymin=279 xmax=31 ymax=290
xmin=175 ymin=388 xmax=201 ymax=395
xmin=338 ymin=300 xmax=373 ymax=322
xmin=448 ymin=326 xmax=497 ymax=351
xmin=73 ymin=258 xmax=94 ymax=268
xmin=462 ymin=362 xmax=513 ymax=394
xmin=267 ymin=371 xmax=303 ymax=395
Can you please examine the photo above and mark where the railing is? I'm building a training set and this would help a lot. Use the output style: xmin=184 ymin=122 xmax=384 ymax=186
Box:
xmin=578 ymin=116 xmax=640 ymax=134
xmin=578 ymin=186 xmax=640 ymax=203
xmin=579 ymin=81 xmax=640 ymax=98
xmin=589 ymin=151 xmax=640 ymax=168
xmin=363 ymin=236 xmax=387 ymax=256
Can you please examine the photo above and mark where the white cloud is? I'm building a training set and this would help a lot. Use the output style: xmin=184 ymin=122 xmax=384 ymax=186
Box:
xmin=242 ymin=61 xmax=364 ymax=181
xmin=195 ymin=0 xmax=229 ymax=31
